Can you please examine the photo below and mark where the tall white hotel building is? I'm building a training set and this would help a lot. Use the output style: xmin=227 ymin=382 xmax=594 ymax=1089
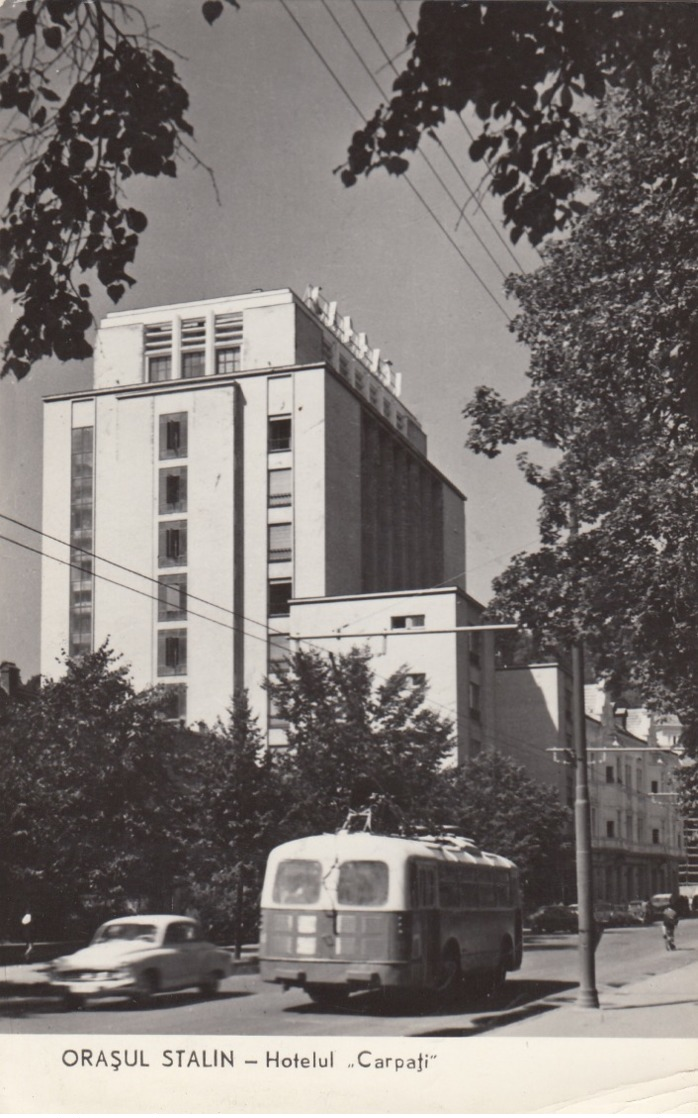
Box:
xmin=41 ymin=286 xmax=492 ymax=760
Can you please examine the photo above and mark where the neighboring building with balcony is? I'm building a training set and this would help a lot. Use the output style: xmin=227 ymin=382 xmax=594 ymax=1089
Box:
xmin=41 ymin=285 xmax=478 ymax=750
xmin=495 ymin=665 xmax=683 ymax=904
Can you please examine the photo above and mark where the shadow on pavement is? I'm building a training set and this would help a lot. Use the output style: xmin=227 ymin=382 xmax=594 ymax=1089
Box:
xmin=287 ymin=978 xmax=576 ymax=1021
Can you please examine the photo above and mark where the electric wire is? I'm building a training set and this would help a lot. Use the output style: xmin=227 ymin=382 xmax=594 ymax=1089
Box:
xmin=351 ymin=0 xmax=525 ymax=272
xmin=392 ymin=0 xmax=542 ymax=262
xmin=0 ymin=521 xmax=546 ymax=758
xmin=278 ymin=0 xmax=511 ymax=323
xmin=323 ymin=0 xmax=512 ymax=281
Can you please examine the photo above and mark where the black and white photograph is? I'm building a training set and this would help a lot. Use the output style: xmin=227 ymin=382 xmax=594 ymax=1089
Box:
xmin=1 ymin=1 xmax=697 ymax=1112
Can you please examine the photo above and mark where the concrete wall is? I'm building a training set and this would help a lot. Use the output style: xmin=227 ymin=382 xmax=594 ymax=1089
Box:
xmin=323 ymin=373 xmax=362 ymax=597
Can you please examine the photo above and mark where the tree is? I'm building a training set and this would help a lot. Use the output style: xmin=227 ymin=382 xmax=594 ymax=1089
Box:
xmin=0 ymin=643 xmax=195 ymax=937
xmin=179 ymin=691 xmax=283 ymax=947
xmin=265 ymin=646 xmax=455 ymax=836
xmin=465 ymin=67 xmax=698 ymax=747
xmin=342 ymin=1 xmax=697 ymax=245
xmin=0 ymin=0 xmax=238 ymax=379
xmin=438 ymin=751 xmax=570 ymax=907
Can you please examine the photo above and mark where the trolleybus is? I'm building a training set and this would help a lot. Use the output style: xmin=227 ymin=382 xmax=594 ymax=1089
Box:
xmin=259 ymin=828 xmax=522 ymax=1005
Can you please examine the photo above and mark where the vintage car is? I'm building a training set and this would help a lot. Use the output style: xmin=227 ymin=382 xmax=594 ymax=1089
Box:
xmin=528 ymin=905 xmax=579 ymax=934
xmin=49 ymin=915 xmax=232 ymax=1008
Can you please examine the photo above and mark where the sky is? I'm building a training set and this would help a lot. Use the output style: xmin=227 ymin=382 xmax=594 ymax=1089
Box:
xmin=0 ymin=0 xmax=544 ymax=679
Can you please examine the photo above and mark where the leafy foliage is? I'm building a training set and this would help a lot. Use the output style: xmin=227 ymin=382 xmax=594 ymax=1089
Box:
xmin=0 ymin=644 xmax=196 ymax=937
xmin=341 ymin=1 xmax=697 ymax=244
xmin=266 ymin=646 xmax=455 ymax=835
xmin=179 ymin=692 xmax=282 ymax=945
xmin=465 ymin=66 xmax=698 ymax=747
xmin=438 ymin=751 xmax=570 ymax=907
xmin=0 ymin=0 xmax=238 ymax=380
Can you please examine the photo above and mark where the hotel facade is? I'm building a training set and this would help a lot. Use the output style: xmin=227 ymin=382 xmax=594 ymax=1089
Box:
xmin=41 ymin=285 xmax=488 ymax=759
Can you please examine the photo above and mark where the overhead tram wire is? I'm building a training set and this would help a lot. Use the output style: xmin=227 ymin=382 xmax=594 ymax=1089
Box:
xmin=391 ymin=0 xmax=542 ymax=263
xmin=1 ymin=528 xmax=554 ymax=762
xmin=278 ymin=0 xmax=511 ymax=324
xmin=322 ymin=0 xmax=511 ymax=282
xmin=0 ymin=510 xmax=270 ymax=637
xmin=350 ymin=0 xmax=526 ymax=273
xmin=0 ymin=531 xmax=268 ymax=644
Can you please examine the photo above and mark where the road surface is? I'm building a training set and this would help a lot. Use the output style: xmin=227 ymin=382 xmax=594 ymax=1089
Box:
xmin=3 ymin=920 xmax=696 ymax=1036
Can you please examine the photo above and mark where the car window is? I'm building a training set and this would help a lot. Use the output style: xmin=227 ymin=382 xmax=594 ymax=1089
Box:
xmin=93 ymin=923 xmax=156 ymax=943
xmin=164 ymin=923 xmax=191 ymax=945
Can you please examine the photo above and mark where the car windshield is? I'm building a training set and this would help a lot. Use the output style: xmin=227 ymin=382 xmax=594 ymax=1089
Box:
xmin=92 ymin=922 xmax=157 ymax=944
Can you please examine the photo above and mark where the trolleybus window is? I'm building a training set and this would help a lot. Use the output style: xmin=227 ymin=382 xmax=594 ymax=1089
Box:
xmin=337 ymin=861 xmax=388 ymax=906
xmin=273 ymin=859 xmax=322 ymax=904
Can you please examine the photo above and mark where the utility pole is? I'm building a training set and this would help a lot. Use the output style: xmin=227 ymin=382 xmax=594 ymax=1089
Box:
xmin=571 ymin=630 xmax=600 ymax=1008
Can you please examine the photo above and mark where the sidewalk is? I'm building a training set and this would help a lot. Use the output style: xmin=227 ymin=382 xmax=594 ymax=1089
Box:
xmin=491 ymin=951 xmax=698 ymax=1037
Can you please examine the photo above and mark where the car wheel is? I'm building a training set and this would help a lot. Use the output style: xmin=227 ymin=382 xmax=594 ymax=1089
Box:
xmin=132 ymin=969 xmax=158 ymax=1006
xmin=199 ymin=971 xmax=222 ymax=998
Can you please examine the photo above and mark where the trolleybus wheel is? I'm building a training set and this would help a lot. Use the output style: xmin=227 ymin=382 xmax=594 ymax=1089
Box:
xmin=431 ymin=943 xmax=462 ymax=1001
xmin=306 ymin=984 xmax=350 ymax=1008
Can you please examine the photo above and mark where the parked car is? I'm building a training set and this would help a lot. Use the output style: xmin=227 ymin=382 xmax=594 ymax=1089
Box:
xmin=649 ymin=892 xmax=689 ymax=919
xmin=49 ymin=915 xmax=232 ymax=1008
xmin=648 ymin=893 xmax=676 ymax=919
xmin=626 ymin=899 xmax=654 ymax=925
xmin=528 ymin=905 xmax=578 ymax=933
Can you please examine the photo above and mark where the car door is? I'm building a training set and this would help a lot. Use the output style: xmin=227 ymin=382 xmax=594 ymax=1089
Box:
xmin=177 ymin=921 xmax=211 ymax=985
xmin=160 ymin=922 xmax=191 ymax=989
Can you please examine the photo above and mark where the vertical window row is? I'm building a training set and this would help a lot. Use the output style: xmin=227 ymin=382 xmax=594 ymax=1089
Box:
xmin=157 ymin=413 xmax=188 ymax=718
xmin=267 ymin=414 xmax=292 ymax=735
xmin=69 ymin=426 xmax=94 ymax=657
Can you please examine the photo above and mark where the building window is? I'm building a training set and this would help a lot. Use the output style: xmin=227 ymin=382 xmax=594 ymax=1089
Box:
xmin=159 ymin=413 xmax=188 ymax=459
xmin=269 ymin=580 xmax=292 ymax=617
xmin=158 ymin=574 xmax=187 ymax=621
xmin=269 ymin=632 xmax=291 ymax=671
xmin=269 ymin=468 xmax=292 ymax=507
xmin=395 ymin=413 xmax=405 ymax=433
xmin=158 ymin=629 xmax=187 ymax=676
xmin=269 ymin=523 xmax=292 ymax=562
xmin=369 ymin=384 xmax=379 ymax=406
xmin=149 ymin=355 xmax=172 ymax=382
xmin=181 ymin=351 xmax=205 ymax=379
xmin=606 ymin=820 xmax=615 ymax=838
xmin=216 ymin=348 xmax=241 ymax=375
xmin=383 ymin=400 xmax=391 ymax=420
xmin=468 ymin=630 xmax=481 ymax=666
xmin=160 ymin=683 xmax=187 ymax=721
xmin=69 ymin=426 xmax=94 ymax=657
xmin=652 ymin=828 xmax=660 ymax=845
xmin=339 ymin=355 xmax=350 ymax=378
xmin=605 ymin=766 xmax=615 ymax=784
xmin=651 ymin=780 xmax=659 ymax=794
xmin=405 ymin=672 xmax=426 ymax=688
xmin=159 ymin=467 xmax=187 ymax=514
xmin=159 ymin=521 xmax=187 ymax=567
xmin=469 ymin=681 xmax=481 ymax=721
xmin=391 ymin=615 xmax=425 ymax=630
xmin=269 ymin=416 xmax=292 ymax=452
xmin=354 ymin=370 xmax=364 ymax=391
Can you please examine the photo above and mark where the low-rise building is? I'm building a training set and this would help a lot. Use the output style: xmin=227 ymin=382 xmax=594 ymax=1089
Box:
xmin=495 ymin=664 xmax=683 ymax=904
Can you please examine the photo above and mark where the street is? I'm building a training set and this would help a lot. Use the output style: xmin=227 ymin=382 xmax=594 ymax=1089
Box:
xmin=3 ymin=920 xmax=697 ymax=1036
